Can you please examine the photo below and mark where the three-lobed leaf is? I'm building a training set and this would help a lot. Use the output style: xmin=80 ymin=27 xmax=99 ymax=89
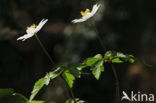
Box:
xmin=81 ymin=54 xmax=105 ymax=80
xmin=67 ymin=65 xmax=81 ymax=78
xmin=79 ymin=54 xmax=105 ymax=80
xmin=91 ymin=60 xmax=104 ymax=80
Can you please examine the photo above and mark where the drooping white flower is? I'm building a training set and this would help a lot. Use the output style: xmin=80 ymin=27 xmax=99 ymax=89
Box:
xmin=17 ymin=19 xmax=48 ymax=41
xmin=72 ymin=4 xmax=100 ymax=23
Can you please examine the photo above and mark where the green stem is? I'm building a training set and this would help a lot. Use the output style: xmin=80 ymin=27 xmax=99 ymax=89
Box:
xmin=34 ymin=33 xmax=76 ymax=102
xmin=34 ymin=33 xmax=55 ymax=65
xmin=94 ymin=27 xmax=120 ymax=103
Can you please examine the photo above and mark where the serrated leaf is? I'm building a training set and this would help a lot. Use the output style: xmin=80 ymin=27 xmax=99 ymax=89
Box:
xmin=29 ymin=67 xmax=64 ymax=102
xmin=66 ymin=98 xmax=85 ymax=103
xmin=91 ymin=60 xmax=104 ymax=80
xmin=29 ymin=78 xmax=49 ymax=102
xmin=62 ymin=70 xmax=75 ymax=88
xmin=112 ymin=58 xmax=123 ymax=63
xmin=0 ymin=89 xmax=28 ymax=103
xmin=85 ymin=54 xmax=103 ymax=66
xmin=30 ymin=100 xmax=45 ymax=103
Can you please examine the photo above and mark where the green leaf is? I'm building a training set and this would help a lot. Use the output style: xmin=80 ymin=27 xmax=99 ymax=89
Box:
xmin=104 ymin=51 xmax=126 ymax=59
xmin=78 ymin=65 xmax=87 ymax=69
xmin=29 ymin=78 xmax=49 ymax=102
xmin=112 ymin=58 xmax=123 ymax=63
xmin=104 ymin=51 xmax=116 ymax=59
xmin=85 ymin=54 xmax=103 ymax=66
xmin=29 ymin=67 xmax=64 ymax=102
xmin=62 ymin=70 xmax=75 ymax=88
xmin=0 ymin=89 xmax=14 ymax=98
xmin=116 ymin=52 xmax=126 ymax=58
xmin=129 ymin=58 xmax=135 ymax=63
xmin=91 ymin=60 xmax=104 ymax=80
xmin=66 ymin=98 xmax=85 ymax=103
xmin=128 ymin=55 xmax=135 ymax=63
xmin=104 ymin=51 xmax=136 ymax=63
xmin=81 ymin=54 xmax=105 ymax=80
xmin=30 ymin=100 xmax=45 ymax=103
xmin=119 ymin=54 xmax=135 ymax=63
xmin=68 ymin=65 xmax=81 ymax=78
xmin=0 ymin=89 xmax=28 ymax=103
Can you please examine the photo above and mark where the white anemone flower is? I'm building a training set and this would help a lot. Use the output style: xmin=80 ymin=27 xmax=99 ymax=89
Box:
xmin=17 ymin=19 xmax=48 ymax=41
xmin=72 ymin=4 xmax=101 ymax=23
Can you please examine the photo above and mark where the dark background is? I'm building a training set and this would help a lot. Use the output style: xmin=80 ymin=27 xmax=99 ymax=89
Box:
xmin=0 ymin=0 xmax=156 ymax=103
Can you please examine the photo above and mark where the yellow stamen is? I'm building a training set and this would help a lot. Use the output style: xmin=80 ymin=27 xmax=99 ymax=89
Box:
xmin=27 ymin=24 xmax=37 ymax=29
xmin=80 ymin=8 xmax=91 ymax=16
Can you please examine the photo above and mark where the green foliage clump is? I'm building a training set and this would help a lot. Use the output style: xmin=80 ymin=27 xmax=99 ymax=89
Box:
xmin=28 ymin=50 xmax=136 ymax=102
xmin=0 ymin=50 xmax=138 ymax=103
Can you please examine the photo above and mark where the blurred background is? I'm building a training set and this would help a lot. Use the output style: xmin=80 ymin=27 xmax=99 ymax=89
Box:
xmin=0 ymin=0 xmax=156 ymax=103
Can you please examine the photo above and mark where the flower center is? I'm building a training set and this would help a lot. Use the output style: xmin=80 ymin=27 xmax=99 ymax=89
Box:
xmin=80 ymin=8 xmax=90 ymax=16
xmin=27 ymin=24 xmax=37 ymax=29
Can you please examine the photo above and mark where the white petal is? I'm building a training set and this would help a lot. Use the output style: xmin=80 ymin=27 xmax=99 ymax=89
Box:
xmin=72 ymin=3 xmax=101 ymax=23
xmin=17 ymin=33 xmax=34 ymax=41
xmin=17 ymin=18 xmax=48 ymax=41
xmin=72 ymin=18 xmax=86 ymax=23
xmin=91 ymin=4 xmax=101 ymax=16
xmin=34 ymin=19 xmax=48 ymax=33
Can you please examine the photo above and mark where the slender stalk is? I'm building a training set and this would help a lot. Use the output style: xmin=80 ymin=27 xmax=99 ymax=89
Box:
xmin=57 ymin=76 xmax=70 ymax=98
xmin=95 ymin=28 xmax=107 ymax=52
xmin=111 ymin=64 xmax=120 ymax=103
xmin=69 ymin=85 xmax=77 ymax=103
xmin=94 ymin=27 xmax=120 ymax=103
xmin=34 ymin=34 xmax=76 ymax=102
xmin=34 ymin=34 xmax=55 ymax=65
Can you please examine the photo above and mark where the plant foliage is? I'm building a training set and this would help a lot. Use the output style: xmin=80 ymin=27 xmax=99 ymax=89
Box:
xmin=28 ymin=50 xmax=136 ymax=102
xmin=1 ymin=51 xmax=138 ymax=103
